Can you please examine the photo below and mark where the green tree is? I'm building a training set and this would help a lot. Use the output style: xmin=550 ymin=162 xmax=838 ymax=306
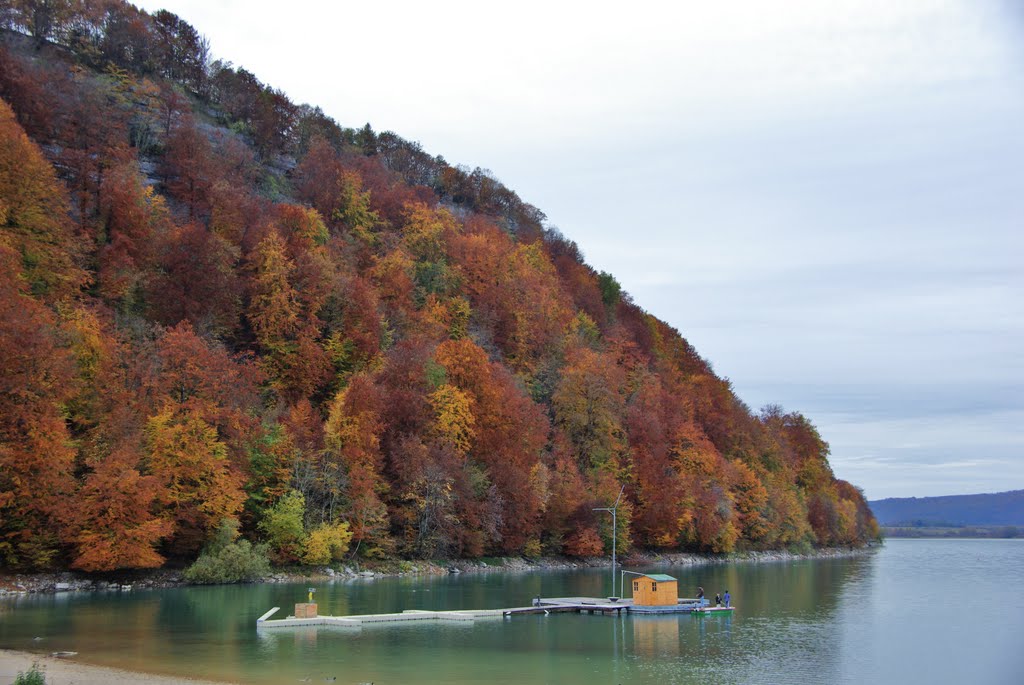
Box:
xmin=597 ymin=271 xmax=621 ymax=307
xmin=258 ymin=489 xmax=306 ymax=562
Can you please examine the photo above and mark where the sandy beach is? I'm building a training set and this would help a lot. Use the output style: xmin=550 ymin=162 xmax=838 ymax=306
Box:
xmin=0 ymin=650 xmax=237 ymax=685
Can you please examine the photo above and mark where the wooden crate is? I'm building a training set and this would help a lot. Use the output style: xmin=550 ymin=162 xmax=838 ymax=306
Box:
xmin=294 ymin=602 xmax=318 ymax=618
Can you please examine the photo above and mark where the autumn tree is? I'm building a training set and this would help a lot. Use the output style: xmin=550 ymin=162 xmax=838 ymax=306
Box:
xmin=450 ymin=217 xmax=571 ymax=370
xmin=626 ymin=374 xmax=690 ymax=548
xmin=96 ymin=156 xmax=169 ymax=310
xmin=10 ymin=0 xmax=77 ymax=47
xmin=0 ymin=244 xmax=77 ymax=570
xmin=70 ymin=445 xmax=174 ymax=571
xmin=57 ymin=305 xmax=178 ymax=572
xmin=162 ymin=113 xmax=213 ymax=221
xmin=148 ymin=222 xmax=241 ymax=336
xmin=144 ymin=405 xmax=246 ymax=556
xmin=541 ymin=432 xmax=591 ymax=555
xmin=324 ymin=375 xmax=393 ymax=556
xmin=0 ymin=98 xmax=86 ymax=301
xmin=152 ymin=9 xmax=209 ymax=94
xmin=434 ymin=338 xmax=549 ymax=553
xmin=145 ymin=321 xmax=264 ymax=473
xmin=321 ymin=275 xmax=384 ymax=388
xmin=246 ymin=229 xmax=331 ymax=401
xmin=552 ymin=346 xmax=627 ymax=474
xmin=294 ymin=137 xmax=380 ymax=239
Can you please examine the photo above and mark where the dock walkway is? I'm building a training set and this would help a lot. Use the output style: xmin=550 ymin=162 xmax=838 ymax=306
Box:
xmin=257 ymin=596 xmax=713 ymax=629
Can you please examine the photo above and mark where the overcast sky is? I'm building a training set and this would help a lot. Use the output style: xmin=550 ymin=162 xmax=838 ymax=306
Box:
xmin=136 ymin=0 xmax=1023 ymax=500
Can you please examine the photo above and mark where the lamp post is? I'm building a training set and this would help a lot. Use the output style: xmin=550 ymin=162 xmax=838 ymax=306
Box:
xmin=621 ymin=569 xmax=645 ymax=602
xmin=594 ymin=485 xmax=625 ymax=598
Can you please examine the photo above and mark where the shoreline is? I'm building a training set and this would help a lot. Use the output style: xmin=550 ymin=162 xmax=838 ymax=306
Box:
xmin=0 ymin=649 xmax=237 ymax=685
xmin=0 ymin=545 xmax=877 ymax=596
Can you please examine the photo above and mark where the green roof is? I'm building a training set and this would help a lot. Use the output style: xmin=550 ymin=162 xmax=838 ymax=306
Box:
xmin=642 ymin=574 xmax=676 ymax=582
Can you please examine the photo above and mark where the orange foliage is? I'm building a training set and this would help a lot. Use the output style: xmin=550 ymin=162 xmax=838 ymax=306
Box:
xmin=145 ymin=405 xmax=246 ymax=555
xmin=450 ymin=217 xmax=572 ymax=369
xmin=0 ymin=98 xmax=86 ymax=301
xmin=435 ymin=338 xmax=549 ymax=552
xmin=565 ymin=526 xmax=604 ymax=557
xmin=0 ymin=245 xmax=77 ymax=569
xmin=70 ymin=445 xmax=173 ymax=572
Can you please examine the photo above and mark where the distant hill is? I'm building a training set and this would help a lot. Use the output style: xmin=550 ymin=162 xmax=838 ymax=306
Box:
xmin=869 ymin=490 xmax=1024 ymax=527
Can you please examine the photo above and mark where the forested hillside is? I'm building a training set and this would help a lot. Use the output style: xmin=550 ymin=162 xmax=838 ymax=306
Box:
xmin=0 ymin=1 xmax=878 ymax=573
xmin=870 ymin=491 xmax=1024 ymax=527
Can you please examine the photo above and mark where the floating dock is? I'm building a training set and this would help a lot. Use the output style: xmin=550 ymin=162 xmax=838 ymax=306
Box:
xmin=256 ymin=596 xmax=718 ymax=629
xmin=257 ymin=606 xmax=505 ymax=628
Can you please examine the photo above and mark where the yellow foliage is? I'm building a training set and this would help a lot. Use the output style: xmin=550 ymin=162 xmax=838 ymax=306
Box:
xmin=514 ymin=241 xmax=554 ymax=274
xmin=402 ymin=204 xmax=458 ymax=261
xmin=248 ymin=232 xmax=299 ymax=347
xmin=523 ymin=538 xmax=542 ymax=558
xmin=333 ymin=170 xmax=379 ymax=239
xmin=836 ymin=498 xmax=859 ymax=546
xmin=60 ymin=306 xmax=105 ymax=381
xmin=369 ymin=248 xmax=415 ymax=299
xmin=301 ymin=522 xmax=353 ymax=565
xmin=429 ymin=384 xmax=476 ymax=454
xmin=712 ymin=521 xmax=739 ymax=554
xmin=568 ymin=311 xmax=600 ymax=346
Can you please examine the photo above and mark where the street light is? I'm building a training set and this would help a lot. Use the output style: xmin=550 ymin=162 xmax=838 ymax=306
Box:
xmin=620 ymin=569 xmax=646 ymax=602
xmin=594 ymin=485 xmax=625 ymax=599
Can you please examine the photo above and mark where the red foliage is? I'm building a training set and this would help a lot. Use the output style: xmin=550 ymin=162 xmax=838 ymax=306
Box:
xmin=148 ymin=222 xmax=241 ymax=336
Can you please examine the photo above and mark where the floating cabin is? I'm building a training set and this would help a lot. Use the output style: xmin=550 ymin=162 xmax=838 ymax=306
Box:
xmin=629 ymin=573 xmax=680 ymax=609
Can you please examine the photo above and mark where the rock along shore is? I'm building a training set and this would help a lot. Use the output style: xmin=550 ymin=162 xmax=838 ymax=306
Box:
xmin=0 ymin=545 xmax=877 ymax=596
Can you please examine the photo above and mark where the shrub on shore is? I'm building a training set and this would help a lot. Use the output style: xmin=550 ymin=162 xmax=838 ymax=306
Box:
xmin=184 ymin=519 xmax=271 ymax=584
xmin=14 ymin=663 xmax=45 ymax=685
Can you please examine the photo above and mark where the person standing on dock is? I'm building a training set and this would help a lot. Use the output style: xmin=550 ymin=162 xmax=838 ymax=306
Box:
xmin=715 ymin=593 xmax=721 ymax=606
xmin=723 ymin=590 xmax=731 ymax=608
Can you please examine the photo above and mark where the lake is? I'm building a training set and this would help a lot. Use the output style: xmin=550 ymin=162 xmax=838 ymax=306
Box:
xmin=2 ymin=539 xmax=1022 ymax=684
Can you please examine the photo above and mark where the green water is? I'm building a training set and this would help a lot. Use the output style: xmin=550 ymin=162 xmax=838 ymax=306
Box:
xmin=2 ymin=539 xmax=1022 ymax=684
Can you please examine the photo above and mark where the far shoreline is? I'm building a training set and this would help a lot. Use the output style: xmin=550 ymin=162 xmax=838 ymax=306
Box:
xmin=0 ymin=545 xmax=877 ymax=597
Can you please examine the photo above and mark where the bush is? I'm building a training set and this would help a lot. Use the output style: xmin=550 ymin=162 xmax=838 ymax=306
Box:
xmin=787 ymin=539 xmax=815 ymax=556
xmin=184 ymin=519 xmax=271 ymax=584
xmin=15 ymin=663 xmax=46 ymax=685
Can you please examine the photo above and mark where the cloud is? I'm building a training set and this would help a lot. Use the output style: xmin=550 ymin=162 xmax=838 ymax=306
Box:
xmin=136 ymin=0 xmax=1024 ymax=499
xmin=816 ymin=409 xmax=1024 ymax=498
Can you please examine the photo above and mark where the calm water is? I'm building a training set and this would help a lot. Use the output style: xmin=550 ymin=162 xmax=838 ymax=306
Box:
xmin=2 ymin=539 xmax=1022 ymax=684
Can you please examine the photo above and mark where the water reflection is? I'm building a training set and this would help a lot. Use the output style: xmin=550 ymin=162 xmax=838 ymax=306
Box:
xmin=631 ymin=615 xmax=680 ymax=658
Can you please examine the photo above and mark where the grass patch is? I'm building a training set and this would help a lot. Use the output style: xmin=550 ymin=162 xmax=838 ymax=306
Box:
xmin=15 ymin=663 xmax=46 ymax=685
